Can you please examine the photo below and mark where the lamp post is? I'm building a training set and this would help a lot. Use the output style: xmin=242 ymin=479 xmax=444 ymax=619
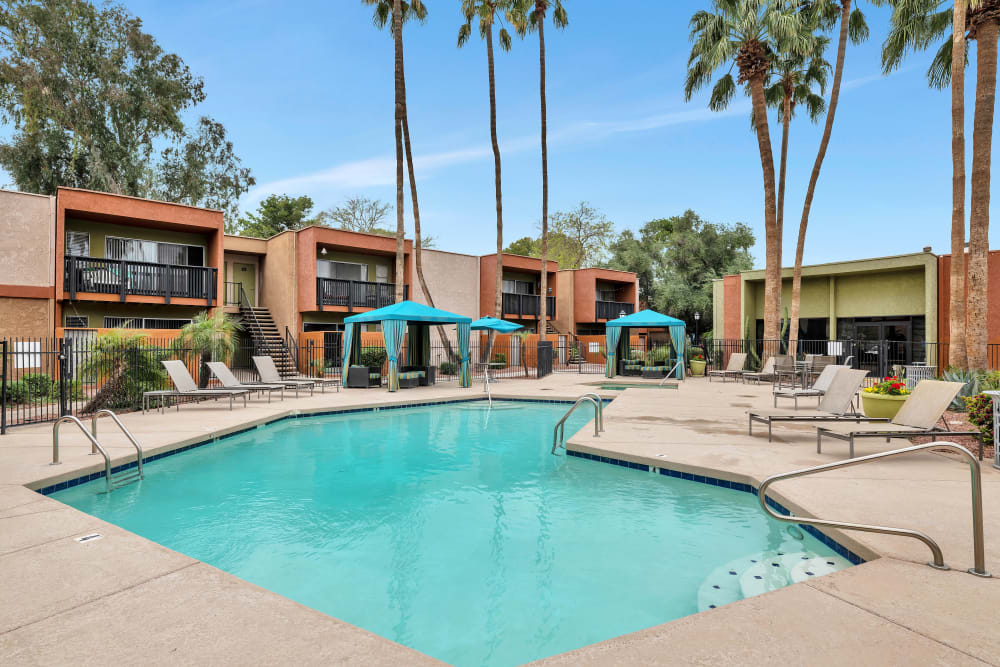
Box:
xmin=694 ymin=311 xmax=700 ymax=341
xmin=619 ymin=310 xmax=626 ymax=319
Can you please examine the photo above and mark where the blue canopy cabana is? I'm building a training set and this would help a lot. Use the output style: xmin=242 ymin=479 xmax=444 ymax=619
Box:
xmin=343 ymin=301 xmax=472 ymax=391
xmin=470 ymin=316 xmax=523 ymax=333
xmin=605 ymin=309 xmax=687 ymax=379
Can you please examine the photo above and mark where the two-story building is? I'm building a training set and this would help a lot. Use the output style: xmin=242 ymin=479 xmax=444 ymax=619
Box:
xmin=478 ymin=253 xmax=557 ymax=333
xmin=554 ymin=268 xmax=638 ymax=336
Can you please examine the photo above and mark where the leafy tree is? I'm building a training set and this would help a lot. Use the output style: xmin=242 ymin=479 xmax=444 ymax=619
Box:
xmin=879 ymin=0 xmax=997 ymax=370
xmin=685 ymin=0 xmax=810 ymax=340
xmin=549 ymin=202 xmax=615 ymax=268
xmin=173 ymin=310 xmax=240 ymax=388
xmin=317 ymin=195 xmax=393 ymax=232
xmin=236 ymin=194 xmax=316 ymax=238
xmin=504 ymin=236 xmax=538 ymax=255
xmin=512 ymin=0 xmax=569 ymax=341
xmin=0 ymin=0 xmax=253 ymax=214
xmin=606 ymin=210 xmax=754 ymax=331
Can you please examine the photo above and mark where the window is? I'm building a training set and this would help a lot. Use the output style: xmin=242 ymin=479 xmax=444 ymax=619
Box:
xmin=66 ymin=231 xmax=90 ymax=257
xmin=317 ymin=260 xmax=368 ymax=281
xmin=597 ymin=288 xmax=617 ymax=302
xmin=65 ymin=315 xmax=88 ymax=328
xmin=105 ymin=237 xmax=205 ymax=266
xmin=502 ymin=279 xmax=535 ymax=294
xmin=375 ymin=264 xmax=389 ymax=283
xmin=104 ymin=317 xmax=191 ymax=330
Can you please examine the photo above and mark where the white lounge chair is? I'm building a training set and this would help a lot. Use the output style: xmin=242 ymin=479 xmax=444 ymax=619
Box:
xmin=206 ymin=362 xmax=285 ymax=402
xmin=748 ymin=368 xmax=869 ymax=441
xmin=150 ymin=360 xmax=249 ymax=412
xmin=816 ymin=380 xmax=980 ymax=458
xmin=772 ymin=364 xmax=845 ymax=409
xmin=708 ymin=352 xmax=747 ymax=383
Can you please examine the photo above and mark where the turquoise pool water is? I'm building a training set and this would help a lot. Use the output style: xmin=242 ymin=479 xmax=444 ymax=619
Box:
xmin=53 ymin=400 xmax=847 ymax=666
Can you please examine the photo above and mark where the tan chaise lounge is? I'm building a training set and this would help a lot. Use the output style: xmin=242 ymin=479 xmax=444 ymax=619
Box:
xmin=708 ymin=352 xmax=746 ymax=383
xmin=772 ymin=364 xmax=845 ymax=409
xmin=748 ymin=368 xmax=870 ymax=441
xmin=207 ymin=362 xmax=285 ymax=402
xmin=742 ymin=355 xmax=790 ymax=385
xmin=152 ymin=360 xmax=249 ymax=411
xmin=251 ymin=356 xmax=321 ymax=395
xmin=816 ymin=380 xmax=980 ymax=458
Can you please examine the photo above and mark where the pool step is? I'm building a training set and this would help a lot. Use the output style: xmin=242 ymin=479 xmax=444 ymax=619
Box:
xmin=697 ymin=544 xmax=852 ymax=613
xmin=109 ymin=469 xmax=142 ymax=490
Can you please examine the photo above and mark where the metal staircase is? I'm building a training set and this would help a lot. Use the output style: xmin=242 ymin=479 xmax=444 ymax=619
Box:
xmin=236 ymin=286 xmax=297 ymax=377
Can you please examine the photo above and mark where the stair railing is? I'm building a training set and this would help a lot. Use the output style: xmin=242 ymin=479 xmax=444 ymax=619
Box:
xmin=284 ymin=326 xmax=301 ymax=374
xmin=237 ymin=284 xmax=271 ymax=357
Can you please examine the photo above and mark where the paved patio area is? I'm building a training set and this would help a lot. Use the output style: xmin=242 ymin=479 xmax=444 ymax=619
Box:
xmin=1 ymin=372 xmax=998 ymax=665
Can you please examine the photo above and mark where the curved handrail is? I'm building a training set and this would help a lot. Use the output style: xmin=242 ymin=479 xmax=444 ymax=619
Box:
xmin=659 ymin=360 xmax=683 ymax=386
xmin=91 ymin=409 xmax=144 ymax=481
xmin=52 ymin=415 xmax=112 ymax=494
xmin=551 ymin=396 xmax=601 ymax=455
xmin=758 ymin=441 xmax=990 ymax=577
xmin=579 ymin=392 xmax=604 ymax=432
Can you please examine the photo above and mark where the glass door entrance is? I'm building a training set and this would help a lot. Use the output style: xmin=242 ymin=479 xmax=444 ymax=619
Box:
xmin=854 ymin=320 xmax=912 ymax=377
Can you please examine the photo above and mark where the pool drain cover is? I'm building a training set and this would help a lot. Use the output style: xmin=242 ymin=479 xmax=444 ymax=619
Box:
xmin=74 ymin=533 xmax=103 ymax=544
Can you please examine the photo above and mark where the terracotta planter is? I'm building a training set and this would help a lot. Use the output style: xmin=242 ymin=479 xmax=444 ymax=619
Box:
xmin=689 ymin=359 xmax=706 ymax=376
xmin=861 ymin=392 xmax=908 ymax=420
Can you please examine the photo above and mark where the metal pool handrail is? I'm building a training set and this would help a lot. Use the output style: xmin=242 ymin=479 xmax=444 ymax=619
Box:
xmin=91 ymin=409 xmax=144 ymax=481
xmin=551 ymin=395 xmax=601 ymax=455
xmin=660 ymin=360 xmax=683 ymax=386
xmin=758 ymin=441 xmax=990 ymax=577
xmin=579 ymin=392 xmax=604 ymax=432
xmin=52 ymin=415 xmax=113 ymax=494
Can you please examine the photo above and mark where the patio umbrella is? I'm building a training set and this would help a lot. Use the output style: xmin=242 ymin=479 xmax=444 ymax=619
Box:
xmin=470 ymin=316 xmax=523 ymax=333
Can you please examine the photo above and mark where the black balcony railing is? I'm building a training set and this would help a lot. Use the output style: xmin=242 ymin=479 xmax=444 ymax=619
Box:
xmin=596 ymin=300 xmax=635 ymax=320
xmin=64 ymin=256 xmax=217 ymax=305
xmin=501 ymin=293 xmax=556 ymax=319
xmin=316 ymin=278 xmax=408 ymax=311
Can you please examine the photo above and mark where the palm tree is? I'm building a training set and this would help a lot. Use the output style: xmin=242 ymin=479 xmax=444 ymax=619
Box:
xmin=513 ymin=0 xmax=568 ymax=342
xmin=765 ymin=41 xmax=831 ymax=354
xmin=173 ymin=310 xmax=240 ymax=388
xmin=880 ymin=0 xmax=997 ymax=369
xmin=364 ymin=1 xmax=455 ymax=356
xmin=685 ymin=0 xmax=810 ymax=342
xmin=459 ymin=0 xmax=517 ymax=356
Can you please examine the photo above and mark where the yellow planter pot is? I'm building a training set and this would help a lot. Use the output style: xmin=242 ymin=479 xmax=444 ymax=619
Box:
xmin=861 ymin=392 xmax=908 ymax=420
xmin=689 ymin=359 xmax=706 ymax=376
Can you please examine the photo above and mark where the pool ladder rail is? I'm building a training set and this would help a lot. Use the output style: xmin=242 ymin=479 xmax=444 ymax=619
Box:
xmin=51 ymin=410 xmax=145 ymax=494
xmin=552 ymin=393 xmax=604 ymax=455
xmin=759 ymin=441 xmax=990 ymax=577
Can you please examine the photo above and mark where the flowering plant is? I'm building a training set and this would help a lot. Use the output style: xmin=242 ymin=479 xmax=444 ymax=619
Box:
xmin=863 ymin=376 xmax=911 ymax=396
xmin=691 ymin=352 xmax=705 ymax=361
xmin=965 ymin=394 xmax=994 ymax=445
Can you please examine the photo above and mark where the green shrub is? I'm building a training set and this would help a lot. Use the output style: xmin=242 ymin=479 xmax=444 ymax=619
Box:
xmin=47 ymin=379 xmax=83 ymax=402
xmin=966 ymin=394 xmax=994 ymax=445
xmin=980 ymin=371 xmax=1000 ymax=392
xmin=645 ymin=346 xmax=673 ymax=364
xmin=22 ymin=373 xmax=55 ymax=397
xmin=439 ymin=361 xmax=458 ymax=375
xmin=359 ymin=348 xmax=387 ymax=368
xmin=3 ymin=380 xmax=29 ymax=404
xmin=491 ymin=352 xmax=508 ymax=367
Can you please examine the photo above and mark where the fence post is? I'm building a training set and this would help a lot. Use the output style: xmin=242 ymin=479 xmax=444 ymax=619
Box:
xmin=1 ymin=340 xmax=7 ymax=435
xmin=58 ymin=338 xmax=70 ymax=417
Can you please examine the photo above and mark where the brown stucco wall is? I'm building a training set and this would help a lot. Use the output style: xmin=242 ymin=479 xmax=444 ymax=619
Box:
xmin=938 ymin=251 xmax=1000 ymax=351
xmin=554 ymin=270 xmax=576 ymax=333
xmin=571 ymin=268 xmax=637 ymax=324
xmin=723 ymin=274 xmax=741 ymax=339
xmin=478 ymin=253 xmax=558 ymax=319
xmin=259 ymin=231 xmax=298 ymax=334
xmin=0 ymin=297 xmax=55 ymax=339
xmin=0 ymin=190 xmax=57 ymax=338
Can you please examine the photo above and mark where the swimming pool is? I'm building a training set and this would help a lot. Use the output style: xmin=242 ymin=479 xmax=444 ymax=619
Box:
xmin=53 ymin=400 xmax=851 ymax=666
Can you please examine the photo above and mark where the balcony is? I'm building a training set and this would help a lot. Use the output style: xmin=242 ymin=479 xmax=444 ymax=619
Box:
xmin=316 ymin=278 xmax=408 ymax=311
xmin=501 ymin=293 xmax=556 ymax=319
xmin=596 ymin=300 xmax=635 ymax=320
xmin=64 ymin=256 xmax=217 ymax=304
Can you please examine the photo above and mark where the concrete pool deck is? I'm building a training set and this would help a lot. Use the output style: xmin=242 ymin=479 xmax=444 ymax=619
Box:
xmin=1 ymin=373 xmax=998 ymax=665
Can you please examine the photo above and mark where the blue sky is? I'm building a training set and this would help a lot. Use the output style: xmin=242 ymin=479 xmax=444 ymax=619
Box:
xmin=39 ymin=2 xmax=1000 ymax=266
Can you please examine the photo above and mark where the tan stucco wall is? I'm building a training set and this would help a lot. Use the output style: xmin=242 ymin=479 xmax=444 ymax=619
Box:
xmin=555 ymin=270 xmax=575 ymax=333
xmin=259 ymin=232 xmax=298 ymax=334
xmin=0 ymin=297 xmax=55 ymax=338
xmin=0 ymin=190 xmax=55 ymax=289
xmin=413 ymin=249 xmax=480 ymax=320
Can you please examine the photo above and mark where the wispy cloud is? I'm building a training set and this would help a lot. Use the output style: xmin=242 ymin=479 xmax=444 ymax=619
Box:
xmin=242 ymin=69 xmax=887 ymax=209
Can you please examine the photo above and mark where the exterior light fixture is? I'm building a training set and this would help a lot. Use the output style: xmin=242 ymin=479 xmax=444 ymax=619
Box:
xmin=619 ymin=310 xmax=626 ymax=319
xmin=320 ymin=247 xmax=327 ymax=255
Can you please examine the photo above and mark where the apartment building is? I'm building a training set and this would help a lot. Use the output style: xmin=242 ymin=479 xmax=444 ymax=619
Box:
xmin=554 ymin=268 xmax=639 ymax=336
xmin=479 ymin=253 xmax=558 ymax=333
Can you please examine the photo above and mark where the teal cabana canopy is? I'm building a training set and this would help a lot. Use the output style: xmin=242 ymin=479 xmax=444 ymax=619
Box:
xmin=343 ymin=300 xmax=472 ymax=391
xmin=470 ymin=316 xmax=523 ymax=333
xmin=605 ymin=309 xmax=687 ymax=380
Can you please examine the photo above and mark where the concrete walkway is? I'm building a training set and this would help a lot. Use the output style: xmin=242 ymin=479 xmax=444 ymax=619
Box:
xmin=1 ymin=373 xmax=998 ymax=665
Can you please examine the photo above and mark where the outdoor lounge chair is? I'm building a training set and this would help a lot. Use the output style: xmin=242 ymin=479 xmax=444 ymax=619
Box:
xmin=251 ymin=356 xmax=327 ymax=394
xmin=748 ymin=368 xmax=870 ymax=442
xmin=152 ymin=360 xmax=249 ymax=412
xmin=772 ymin=364 xmax=845 ymax=408
xmin=815 ymin=380 xmax=980 ymax=458
xmin=742 ymin=355 xmax=789 ymax=385
xmin=707 ymin=352 xmax=746 ymax=382
xmin=206 ymin=362 xmax=285 ymax=402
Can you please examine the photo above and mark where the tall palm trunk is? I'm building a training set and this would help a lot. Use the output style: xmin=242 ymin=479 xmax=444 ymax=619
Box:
xmin=398 ymin=42 xmax=454 ymax=359
xmin=486 ymin=23 xmax=504 ymax=361
xmin=392 ymin=0 xmax=405 ymax=303
xmin=537 ymin=2 xmax=549 ymax=341
xmin=748 ymin=73 xmax=780 ymax=347
xmin=966 ymin=18 xmax=998 ymax=369
xmin=778 ymin=86 xmax=792 ymax=354
xmin=790 ymin=0 xmax=850 ymax=355
xmin=949 ymin=0 xmax=969 ymax=370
